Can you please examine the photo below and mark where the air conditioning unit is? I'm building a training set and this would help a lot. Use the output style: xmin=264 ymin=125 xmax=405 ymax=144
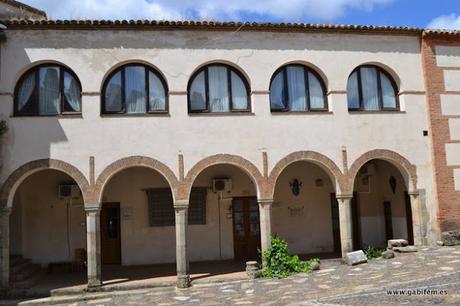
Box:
xmin=212 ymin=179 xmax=232 ymax=193
xmin=58 ymin=184 xmax=81 ymax=199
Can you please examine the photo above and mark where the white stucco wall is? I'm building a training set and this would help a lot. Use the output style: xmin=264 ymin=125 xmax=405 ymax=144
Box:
xmin=0 ymin=28 xmax=438 ymax=250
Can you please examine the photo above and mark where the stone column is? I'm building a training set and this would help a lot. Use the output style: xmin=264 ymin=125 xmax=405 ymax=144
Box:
xmin=258 ymin=199 xmax=273 ymax=258
xmin=85 ymin=204 xmax=102 ymax=289
xmin=174 ymin=200 xmax=190 ymax=288
xmin=0 ymin=208 xmax=11 ymax=288
xmin=408 ymin=191 xmax=423 ymax=246
xmin=337 ymin=194 xmax=353 ymax=258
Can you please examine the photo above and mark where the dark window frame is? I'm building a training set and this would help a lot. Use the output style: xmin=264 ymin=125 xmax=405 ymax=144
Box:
xmin=187 ymin=63 xmax=251 ymax=114
xmin=269 ymin=64 xmax=328 ymax=113
xmin=101 ymin=63 xmax=169 ymax=115
xmin=146 ymin=187 xmax=207 ymax=227
xmin=347 ymin=65 xmax=400 ymax=112
xmin=13 ymin=64 xmax=82 ymax=117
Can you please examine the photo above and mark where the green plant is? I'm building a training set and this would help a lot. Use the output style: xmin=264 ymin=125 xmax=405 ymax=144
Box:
xmin=364 ymin=245 xmax=383 ymax=259
xmin=262 ymin=236 xmax=317 ymax=278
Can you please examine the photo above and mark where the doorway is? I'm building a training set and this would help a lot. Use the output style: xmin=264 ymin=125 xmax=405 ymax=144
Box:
xmin=232 ymin=197 xmax=260 ymax=261
xmin=101 ymin=202 xmax=121 ymax=265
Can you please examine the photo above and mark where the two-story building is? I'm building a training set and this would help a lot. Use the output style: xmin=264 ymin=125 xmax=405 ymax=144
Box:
xmin=0 ymin=2 xmax=459 ymax=291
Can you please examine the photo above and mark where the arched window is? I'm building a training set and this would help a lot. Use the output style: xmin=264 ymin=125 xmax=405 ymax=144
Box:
xmin=188 ymin=64 xmax=250 ymax=113
xmin=14 ymin=64 xmax=81 ymax=116
xmin=102 ymin=64 xmax=168 ymax=114
xmin=347 ymin=65 xmax=399 ymax=111
xmin=270 ymin=64 xmax=327 ymax=112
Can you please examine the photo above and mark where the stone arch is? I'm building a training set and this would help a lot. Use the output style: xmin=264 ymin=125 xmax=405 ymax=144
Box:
xmin=94 ymin=156 xmax=179 ymax=203
xmin=267 ymin=151 xmax=345 ymax=199
xmin=347 ymin=149 xmax=417 ymax=193
xmin=180 ymin=154 xmax=265 ymax=200
xmin=0 ymin=159 xmax=90 ymax=209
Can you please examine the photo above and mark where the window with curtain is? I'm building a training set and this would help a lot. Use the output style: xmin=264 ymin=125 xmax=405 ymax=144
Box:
xmin=14 ymin=64 xmax=81 ymax=116
xmin=269 ymin=64 xmax=327 ymax=112
xmin=188 ymin=64 xmax=250 ymax=113
xmin=347 ymin=65 xmax=399 ymax=111
xmin=102 ymin=64 xmax=168 ymax=114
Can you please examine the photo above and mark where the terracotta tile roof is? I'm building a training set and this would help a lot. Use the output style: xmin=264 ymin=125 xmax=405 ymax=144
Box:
xmin=1 ymin=19 xmax=423 ymax=34
xmin=1 ymin=19 xmax=459 ymax=37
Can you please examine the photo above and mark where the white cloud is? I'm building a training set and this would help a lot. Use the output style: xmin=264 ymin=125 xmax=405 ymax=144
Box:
xmin=427 ymin=14 xmax=460 ymax=30
xmin=22 ymin=0 xmax=394 ymax=22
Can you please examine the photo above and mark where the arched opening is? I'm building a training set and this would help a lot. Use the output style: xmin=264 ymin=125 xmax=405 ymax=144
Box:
xmin=351 ymin=159 xmax=414 ymax=250
xmin=9 ymin=169 xmax=86 ymax=289
xmin=187 ymin=164 xmax=258 ymax=280
xmin=98 ymin=166 xmax=177 ymax=282
xmin=272 ymin=161 xmax=340 ymax=259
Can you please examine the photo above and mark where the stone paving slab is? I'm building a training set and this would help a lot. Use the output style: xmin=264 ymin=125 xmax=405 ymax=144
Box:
xmin=13 ymin=246 xmax=460 ymax=305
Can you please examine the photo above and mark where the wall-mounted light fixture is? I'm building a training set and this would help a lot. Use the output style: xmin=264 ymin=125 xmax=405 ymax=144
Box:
xmin=289 ymin=179 xmax=302 ymax=196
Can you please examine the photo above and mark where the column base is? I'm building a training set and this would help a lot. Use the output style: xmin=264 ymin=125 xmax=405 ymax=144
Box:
xmin=176 ymin=274 xmax=190 ymax=288
xmin=87 ymin=278 xmax=102 ymax=291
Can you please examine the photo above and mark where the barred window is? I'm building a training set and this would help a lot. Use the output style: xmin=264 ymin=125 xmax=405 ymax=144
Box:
xmin=146 ymin=187 xmax=207 ymax=226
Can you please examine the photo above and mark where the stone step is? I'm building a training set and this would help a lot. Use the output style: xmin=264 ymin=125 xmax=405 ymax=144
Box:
xmin=10 ymin=264 xmax=42 ymax=282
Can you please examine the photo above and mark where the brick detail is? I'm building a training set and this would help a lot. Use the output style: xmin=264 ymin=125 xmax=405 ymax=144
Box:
xmin=267 ymin=151 xmax=346 ymax=198
xmin=346 ymin=149 xmax=417 ymax=194
xmin=94 ymin=156 xmax=179 ymax=203
xmin=422 ymin=35 xmax=460 ymax=231
xmin=0 ymin=159 xmax=90 ymax=208
xmin=179 ymin=154 xmax=266 ymax=201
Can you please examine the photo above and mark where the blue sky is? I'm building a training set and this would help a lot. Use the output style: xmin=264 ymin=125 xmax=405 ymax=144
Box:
xmin=22 ymin=0 xmax=460 ymax=30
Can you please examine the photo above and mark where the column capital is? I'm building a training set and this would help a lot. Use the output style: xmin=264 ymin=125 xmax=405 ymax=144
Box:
xmin=174 ymin=200 xmax=189 ymax=210
xmin=258 ymin=198 xmax=274 ymax=206
xmin=85 ymin=204 xmax=101 ymax=213
xmin=336 ymin=193 xmax=353 ymax=200
xmin=408 ymin=190 xmax=419 ymax=197
xmin=0 ymin=207 xmax=11 ymax=216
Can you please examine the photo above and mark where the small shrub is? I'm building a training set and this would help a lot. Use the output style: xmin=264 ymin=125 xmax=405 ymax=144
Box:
xmin=262 ymin=236 xmax=316 ymax=278
xmin=364 ymin=246 xmax=383 ymax=259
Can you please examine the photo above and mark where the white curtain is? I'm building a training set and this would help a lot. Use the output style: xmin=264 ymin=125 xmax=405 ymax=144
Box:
xmin=105 ymin=72 xmax=122 ymax=112
xmin=125 ymin=66 xmax=146 ymax=113
xmin=308 ymin=72 xmax=325 ymax=109
xmin=347 ymin=71 xmax=360 ymax=109
xmin=270 ymin=71 xmax=285 ymax=110
xmin=64 ymin=71 xmax=81 ymax=112
xmin=190 ymin=71 xmax=206 ymax=111
xmin=380 ymin=73 xmax=396 ymax=108
xmin=230 ymin=71 xmax=248 ymax=110
xmin=287 ymin=66 xmax=307 ymax=111
xmin=148 ymin=72 xmax=166 ymax=111
xmin=17 ymin=72 xmax=35 ymax=112
xmin=39 ymin=67 xmax=60 ymax=115
xmin=360 ymin=67 xmax=379 ymax=111
xmin=208 ymin=66 xmax=229 ymax=112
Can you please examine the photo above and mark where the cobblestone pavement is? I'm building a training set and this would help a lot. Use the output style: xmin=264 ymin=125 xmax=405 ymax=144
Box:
xmin=52 ymin=246 xmax=460 ymax=305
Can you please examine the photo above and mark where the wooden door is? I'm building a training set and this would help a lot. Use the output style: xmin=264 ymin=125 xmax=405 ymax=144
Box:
xmin=404 ymin=192 xmax=415 ymax=245
xmin=232 ymin=197 xmax=260 ymax=261
xmin=330 ymin=193 xmax=341 ymax=255
xmin=383 ymin=201 xmax=394 ymax=241
xmin=101 ymin=202 xmax=121 ymax=265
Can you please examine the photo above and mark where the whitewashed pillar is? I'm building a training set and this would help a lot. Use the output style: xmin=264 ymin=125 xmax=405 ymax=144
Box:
xmin=337 ymin=194 xmax=353 ymax=258
xmin=174 ymin=200 xmax=190 ymax=288
xmin=258 ymin=199 xmax=273 ymax=259
xmin=408 ymin=191 xmax=424 ymax=246
xmin=85 ymin=204 xmax=102 ymax=289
